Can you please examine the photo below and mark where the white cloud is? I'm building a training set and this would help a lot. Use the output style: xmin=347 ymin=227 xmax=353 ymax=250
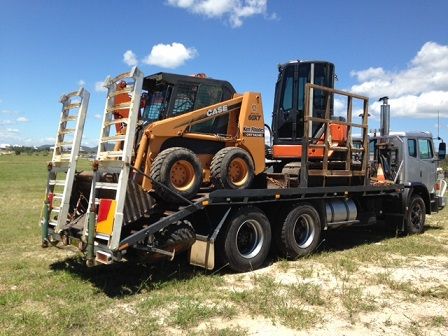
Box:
xmin=94 ymin=114 xmax=102 ymax=120
xmin=0 ymin=128 xmax=20 ymax=142
xmin=167 ymin=0 xmax=271 ymax=27
xmin=123 ymin=50 xmax=138 ymax=66
xmin=16 ymin=117 xmax=28 ymax=123
xmin=95 ymin=80 xmax=108 ymax=92
xmin=78 ymin=80 xmax=86 ymax=87
xmin=350 ymin=42 xmax=448 ymax=119
xmin=0 ymin=120 xmax=13 ymax=125
xmin=143 ymin=42 xmax=198 ymax=68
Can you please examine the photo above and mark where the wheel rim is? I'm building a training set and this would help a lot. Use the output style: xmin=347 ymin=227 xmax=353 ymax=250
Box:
xmin=236 ymin=219 xmax=264 ymax=259
xmin=228 ymin=157 xmax=249 ymax=187
xmin=170 ymin=160 xmax=196 ymax=192
xmin=293 ymin=214 xmax=315 ymax=249
xmin=410 ymin=201 xmax=423 ymax=229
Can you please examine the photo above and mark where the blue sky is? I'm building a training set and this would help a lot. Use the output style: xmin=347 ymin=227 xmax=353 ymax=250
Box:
xmin=1 ymin=0 xmax=447 ymax=147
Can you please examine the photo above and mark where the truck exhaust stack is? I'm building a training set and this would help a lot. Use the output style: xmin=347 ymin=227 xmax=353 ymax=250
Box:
xmin=379 ymin=96 xmax=390 ymax=136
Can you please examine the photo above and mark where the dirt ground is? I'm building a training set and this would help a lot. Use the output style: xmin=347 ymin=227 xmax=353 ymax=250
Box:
xmin=214 ymin=254 xmax=448 ymax=336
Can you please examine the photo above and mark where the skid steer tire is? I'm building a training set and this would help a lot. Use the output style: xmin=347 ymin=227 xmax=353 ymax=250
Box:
xmin=211 ymin=147 xmax=255 ymax=189
xmin=151 ymin=147 xmax=202 ymax=203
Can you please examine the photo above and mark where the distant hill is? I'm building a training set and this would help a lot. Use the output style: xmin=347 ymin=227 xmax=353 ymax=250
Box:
xmin=37 ymin=145 xmax=98 ymax=153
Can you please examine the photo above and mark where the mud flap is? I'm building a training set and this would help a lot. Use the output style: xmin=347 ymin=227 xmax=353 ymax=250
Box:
xmin=189 ymin=234 xmax=215 ymax=270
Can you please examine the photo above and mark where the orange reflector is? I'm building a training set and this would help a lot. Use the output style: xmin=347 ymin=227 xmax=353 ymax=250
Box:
xmin=96 ymin=199 xmax=116 ymax=235
xmin=202 ymin=200 xmax=209 ymax=206
xmin=275 ymin=194 xmax=281 ymax=200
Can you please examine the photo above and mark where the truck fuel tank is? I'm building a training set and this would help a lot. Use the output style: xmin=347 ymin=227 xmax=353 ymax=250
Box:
xmin=325 ymin=199 xmax=357 ymax=223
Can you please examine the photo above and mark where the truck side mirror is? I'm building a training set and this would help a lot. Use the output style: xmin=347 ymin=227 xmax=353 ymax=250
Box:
xmin=439 ymin=142 xmax=446 ymax=160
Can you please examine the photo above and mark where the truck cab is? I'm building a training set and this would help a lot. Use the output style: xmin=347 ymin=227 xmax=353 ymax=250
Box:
xmin=370 ymin=131 xmax=446 ymax=211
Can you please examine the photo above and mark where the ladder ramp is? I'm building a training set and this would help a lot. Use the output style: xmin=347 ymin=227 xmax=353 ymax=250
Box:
xmin=42 ymin=87 xmax=90 ymax=234
xmin=86 ymin=66 xmax=146 ymax=251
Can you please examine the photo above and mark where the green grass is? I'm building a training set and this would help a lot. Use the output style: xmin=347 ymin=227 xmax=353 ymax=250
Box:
xmin=0 ymin=154 xmax=447 ymax=335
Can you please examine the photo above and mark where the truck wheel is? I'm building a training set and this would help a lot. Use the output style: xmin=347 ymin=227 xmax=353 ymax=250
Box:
xmin=405 ymin=195 xmax=425 ymax=234
xmin=277 ymin=204 xmax=321 ymax=259
xmin=221 ymin=207 xmax=271 ymax=272
xmin=151 ymin=147 xmax=202 ymax=203
xmin=211 ymin=147 xmax=254 ymax=189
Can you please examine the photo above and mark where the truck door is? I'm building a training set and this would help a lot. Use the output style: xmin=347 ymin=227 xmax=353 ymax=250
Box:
xmin=406 ymin=138 xmax=421 ymax=183
xmin=417 ymin=138 xmax=436 ymax=192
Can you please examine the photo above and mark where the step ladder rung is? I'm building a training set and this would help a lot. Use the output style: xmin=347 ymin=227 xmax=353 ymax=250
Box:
xmin=104 ymin=118 xmax=129 ymax=126
xmin=107 ymin=70 xmax=138 ymax=86
xmin=48 ymin=221 xmax=58 ymax=227
xmin=51 ymin=207 xmax=61 ymax=212
xmin=95 ymin=182 xmax=119 ymax=190
xmin=56 ymin=141 xmax=74 ymax=147
xmin=98 ymin=151 xmax=124 ymax=160
xmin=106 ymin=102 xmax=131 ymax=112
xmin=60 ymin=115 xmax=78 ymax=122
xmin=53 ymin=154 xmax=74 ymax=162
xmin=49 ymin=180 xmax=66 ymax=186
xmin=351 ymin=147 xmax=365 ymax=152
xmin=52 ymin=193 xmax=64 ymax=199
xmin=101 ymin=135 xmax=126 ymax=142
xmin=96 ymin=159 xmax=125 ymax=170
xmin=58 ymin=128 xmax=76 ymax=135
xmin=108 ymin=87 xmax=134 ymax=97
xmin=63 ymin=103 xmax=81 ymax=110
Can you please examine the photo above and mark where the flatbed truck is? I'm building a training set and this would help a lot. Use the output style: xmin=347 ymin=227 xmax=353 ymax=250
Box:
xmin=40 ymin=61 xmax=446 ymax=272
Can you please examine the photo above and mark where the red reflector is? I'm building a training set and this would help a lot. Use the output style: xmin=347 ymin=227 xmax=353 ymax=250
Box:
xmin=97 ymin=199 xmax=113 ymax=223
xmin=48 ymin=192 xmax=54 ymax=208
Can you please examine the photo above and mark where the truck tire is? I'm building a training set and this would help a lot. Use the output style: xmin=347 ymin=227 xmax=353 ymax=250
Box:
xmin=211 ymin=147 xmax=254 ymax=189
xmin=405 ymin=194 xmax=425 ymax=234
xmin=277 ymin=203 xmax=321 ymax=259
xmin=221 ymin=206 xmax=271 ymax=272
xmin=150 ymin=147 xmax=202 ymax=203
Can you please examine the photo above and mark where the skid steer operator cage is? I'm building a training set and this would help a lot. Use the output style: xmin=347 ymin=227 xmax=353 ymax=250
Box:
xmin=300 ymin=83 xmax=370 ymax=187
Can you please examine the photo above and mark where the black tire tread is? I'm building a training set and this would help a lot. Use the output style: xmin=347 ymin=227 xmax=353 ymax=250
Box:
xmin=221 ymin=206 xmax=271 ymax=272
xmin=405 ymin=194 xmax=426 ymax=234
xmin=150 ymin=147 xmax=201 ymax=203
xmin=277 ymin=203 xmax=321 ymax=259
xmin=210 ymin=147 xmax=254 ymax=189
